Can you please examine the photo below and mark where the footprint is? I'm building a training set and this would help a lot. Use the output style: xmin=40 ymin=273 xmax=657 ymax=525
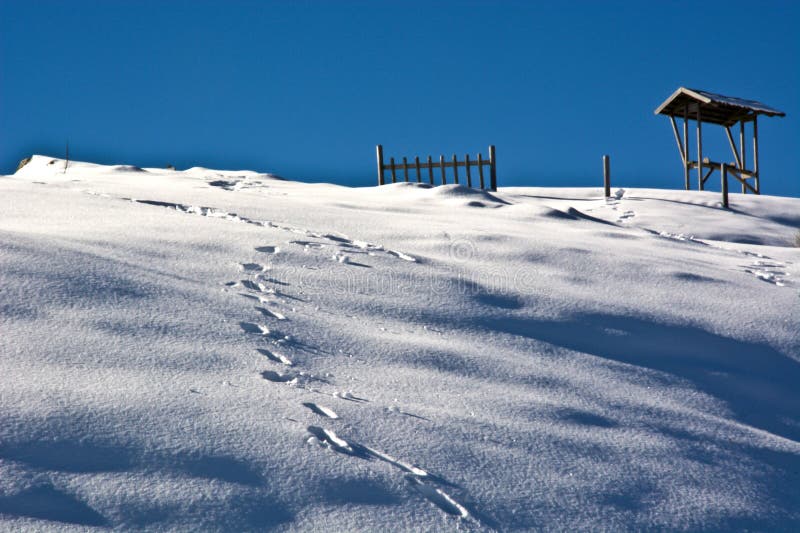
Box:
xmin=290 ymin=240 xmax=326 ymax=249
xmin=387 ymin=250 xmax=417 ymax=262
xmin=745 ymin=268 xmax=787 ymax=286
xmin=240 ymin=322 xmax=270 ymax=335
xmin=256 ymin=245 xmax=280 ymax=254
xmin=261 ymin=370 xmax=296 ymax=383
xmin=302 ymin=402 xmax=339 ymax=419
xmin=256 ymin=306 xmax=287 ymax=320
xmin=240 ymin=280 xmax=264 ymax=292
xmin=334 ymin=390 xmax=369 ymax=403
xmin=407 ymin=477 xmax=469 ymax=518
xmin=257 ymin=348 xmax=293 ymax=366
xmin=240 ymin=262 xmax=267 ymax=272
xmin=617 ymin=210 xmax=635 ymax=222
xmin=322 ymin=234 xmax=353 ymax=245
xmin=307 ymin=426 xmax=353 ymax=453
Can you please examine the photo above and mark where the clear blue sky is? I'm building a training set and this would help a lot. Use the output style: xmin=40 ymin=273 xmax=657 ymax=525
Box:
xmin=2 ymin=0 xmax=798 ymax=196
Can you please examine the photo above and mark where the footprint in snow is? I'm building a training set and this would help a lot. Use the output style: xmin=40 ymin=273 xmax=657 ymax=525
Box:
xmin=261 ymin=370 xmax=296 ymax=383
xmin=256 ymin=306 xmax=287 ymax=320
xmin=334 ymin=390 xmax=369 ymax=403
xmin=240 ymin=322 xmax=270 ymax=335
xmin=256 ymin=245 xmax=280 ymax=254
xmin=257 ymin=348 xmax=293 ymax=366
xmin=290 ymin=240 xmax=326 ymax=249
xmin=617 ymin=210 xmax=635 ymax=222
xmin=407 ymin=476 xmax=470 ymax=519
xmin=302 ymin=402 xmax=339 ymax=419
xmin=744 ymin=261 xmax=789 ymax=286
xmin=240 ymin=279 xmax=268 ymax=292
xmin=240 ymin=262 xmax=267 ymax=272
xmin=387 ymin=250 xmax=417 ymax=262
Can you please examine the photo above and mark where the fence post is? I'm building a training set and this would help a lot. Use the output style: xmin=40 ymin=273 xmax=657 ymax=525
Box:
xmin=603 ymin=155 xmax=611 ymax=198
xmin=477 ymin=153 xmax=485 ymax=189
xmin=376 ymin=145 xmax=384 ymax=185
xmin=465 ymin=154 xmax=472 ymax=187
xmin=452 ymin=154 xmax=459 ymax=184
xmin=402 ymin=157 xmax=409 ymax=182
xmin=390 ymin=157 xmax=396 ymax=183
xmin=427 ymin=156 xmax=434 ymax=184
xmin=721 ymin=163 xmax=729 ymax=208
xmin=440 ymin=155 xmax=446 ymax=185
xmin=489 ymin=145 xmax=497 ymax=191
xmin=415 ymin=156 xmax=421 ymax=183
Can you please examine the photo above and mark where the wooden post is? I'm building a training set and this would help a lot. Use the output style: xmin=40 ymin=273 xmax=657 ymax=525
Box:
xmin=721 ymin=163 xmax=729 ymax=208
xmin=427 ymin=156 xmax=434 ymax=184
xmin=64 ymin=139 xmax=69 ymax=174
xmin=477 ymin=153 xmax=485 ymax=189
xmin=440 ymin=155 xmax=446 ymax=185
xmin=753 ymin=115 xmax=759 ymax=194
xmin=402 ymin=157 xmax=409 ymax=182
xmin=376 ymin=145 xmax=384 ymax=185
xmin=739 ymin=120 xmax=746 ymax=193
xmin=465 ymin=154 xmax=472 ymax=187
xmin=696 ymin=107 xmax=703 ymax=191
xmin=452 ymin=154 xmax=459 ymax=184
xmin=415 ymin=156 xmax=421 ymax=183
xmin=603 ymin=155 xmax=611 ymax=198
xmin=489 ymin=145 xmax=497 ymax=191
xmin=683 ymin=105 xmax=689 ymax=190
xmin=390 ymin=157 xmax=396 ymax=183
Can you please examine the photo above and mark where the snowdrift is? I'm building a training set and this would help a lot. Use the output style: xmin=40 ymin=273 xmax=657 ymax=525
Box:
xmin=1 ymin=156 xmax=799 ymax=531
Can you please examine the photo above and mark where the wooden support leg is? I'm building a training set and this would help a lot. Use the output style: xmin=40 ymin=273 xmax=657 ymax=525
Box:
xmin=683 ymin=105 xmax=689 ymax=190
xmin=721 ymin=164 xmax=728 ymax=208
xmin=697 ymin=108 xmax=703 ymax=191
xmin=753 ymin=116 xmax=760 ymax=194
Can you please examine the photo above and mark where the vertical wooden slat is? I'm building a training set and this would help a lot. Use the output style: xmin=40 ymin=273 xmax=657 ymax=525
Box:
xmin=489 ymin=145 xmax=497 ymax=191
xmin=376 ymin=145 xmax=384 ymax=185
xmin=415 ymin=156 xmax=421 ymax=183
xmin=452 ymin=154 xmax=459 ymax=185
xmin=465 ymin=154 xmax=472 ymax=187
xmin=683 ymin=105 xmax=689 ymax=190
xmin=427 ymin=156 xmax=434 ymax=184
xmin=390 ymin=157 xmax=396 ymax=183
xmin=753 ymin=115 xmax=759 ymax=194
xmin=603 ymin=155 xmax=611 ymax=198
xmin=696 ymin=108 xmax=703 ymax=191
xmin=440 ymin=155 xmax=446 ymax=185
xmin=477 ymin=153 xmax=485 ymax=189
xmin=402 ymin=157 xmax=409 ymax=182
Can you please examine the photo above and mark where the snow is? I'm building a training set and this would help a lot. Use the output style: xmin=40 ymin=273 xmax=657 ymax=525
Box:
xmin=1 ymin=155 xmax=799 ymax=531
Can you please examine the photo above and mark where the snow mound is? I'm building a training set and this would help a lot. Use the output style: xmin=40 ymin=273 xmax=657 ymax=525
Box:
xmin=1 ymin=159 xmax=799 ymax=531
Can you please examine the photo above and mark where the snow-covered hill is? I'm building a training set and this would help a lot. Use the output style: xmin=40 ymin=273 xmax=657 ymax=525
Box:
xmin=1 ymin=155 xmax=799 ymax=531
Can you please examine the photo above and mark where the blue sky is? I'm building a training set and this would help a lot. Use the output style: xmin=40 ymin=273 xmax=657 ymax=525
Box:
xmin=1 ymin=0 xmax=798 ymax=196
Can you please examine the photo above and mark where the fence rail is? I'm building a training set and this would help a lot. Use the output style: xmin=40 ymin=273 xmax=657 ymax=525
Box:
xmin=376 ymin=145 xmax=496 ymax=191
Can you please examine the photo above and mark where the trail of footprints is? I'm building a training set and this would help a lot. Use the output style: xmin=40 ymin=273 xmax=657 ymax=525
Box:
xmin=223 ymin=237 xmax=472 ymax=523
xmin=128 ymin=197 xmax=417 ymax=266
xmin=741 ymin=251 xmax=791 ymax=287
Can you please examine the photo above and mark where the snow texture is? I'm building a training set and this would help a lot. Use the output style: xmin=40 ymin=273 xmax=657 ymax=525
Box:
xmin=1 ymin=155 xmax=799 ymax=531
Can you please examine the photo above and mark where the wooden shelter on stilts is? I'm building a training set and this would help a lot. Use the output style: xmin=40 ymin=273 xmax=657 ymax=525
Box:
xmin=654 ymin=87 xmax=785 ymax=206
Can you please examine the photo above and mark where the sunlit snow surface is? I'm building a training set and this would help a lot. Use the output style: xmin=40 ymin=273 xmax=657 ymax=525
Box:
xmin=1 ymin=155 xmax=799 ymax=531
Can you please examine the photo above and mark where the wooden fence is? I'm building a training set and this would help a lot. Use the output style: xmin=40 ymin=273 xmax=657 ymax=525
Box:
xmin=376 ymin=145 xmax=496 ymax=191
